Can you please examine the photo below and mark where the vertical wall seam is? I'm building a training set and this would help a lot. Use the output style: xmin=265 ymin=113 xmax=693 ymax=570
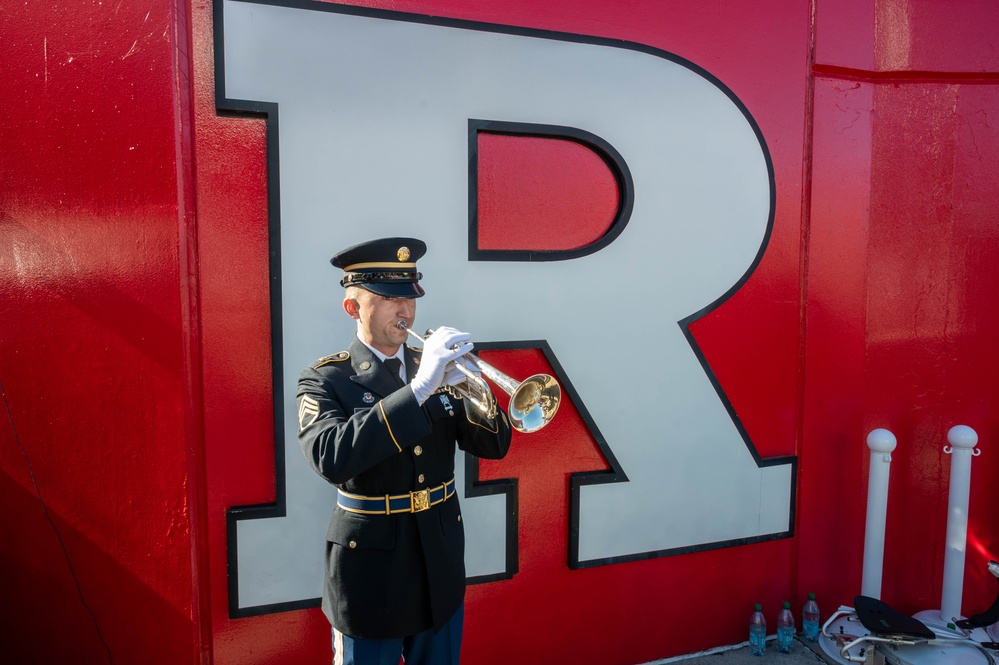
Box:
xmin=791 ymin=0 xmax=821 ymax=606
xmin=171 ymin=0 xmax=214 ymax=662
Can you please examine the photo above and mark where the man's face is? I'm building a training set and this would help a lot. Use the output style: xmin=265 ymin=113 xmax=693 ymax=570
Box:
xmin=344 ymin=288 xmax=416 ymax=355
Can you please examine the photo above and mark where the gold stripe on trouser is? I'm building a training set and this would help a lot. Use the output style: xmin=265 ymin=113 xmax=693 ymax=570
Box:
xmin=333 ymin=628 xmax=344 ymax=665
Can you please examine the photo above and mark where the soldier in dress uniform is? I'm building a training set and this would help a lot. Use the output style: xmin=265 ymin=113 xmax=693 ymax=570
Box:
xmin=297 ymin=237 xmax=512 ymax=665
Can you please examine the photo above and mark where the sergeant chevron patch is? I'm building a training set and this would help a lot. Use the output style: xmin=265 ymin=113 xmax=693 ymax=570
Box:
xmin=298 ymin=395 xmax=320 ymax=431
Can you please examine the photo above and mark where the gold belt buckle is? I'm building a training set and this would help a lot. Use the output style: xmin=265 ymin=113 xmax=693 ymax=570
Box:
xmin=410 ymin=489 xmax=430 ymax=512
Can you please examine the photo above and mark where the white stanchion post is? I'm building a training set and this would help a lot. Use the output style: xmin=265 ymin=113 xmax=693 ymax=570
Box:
xmin=940 ymin=425 xmax=980 ymax=623
xmin=862 ymin=428 xmax=897 ymax=599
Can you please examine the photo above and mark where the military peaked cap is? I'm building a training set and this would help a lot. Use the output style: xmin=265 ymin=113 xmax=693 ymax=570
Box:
xmin=331 ymin=237 xmax=426 ymax=298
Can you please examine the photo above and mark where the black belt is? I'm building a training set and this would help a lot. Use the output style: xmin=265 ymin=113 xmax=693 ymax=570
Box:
xmin=337 ymin=477 xmax=455 ymax=515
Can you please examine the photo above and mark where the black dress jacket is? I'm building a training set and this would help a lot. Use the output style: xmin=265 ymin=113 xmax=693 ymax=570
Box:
xmin=297 ymin=336 xmax=512 ymax=639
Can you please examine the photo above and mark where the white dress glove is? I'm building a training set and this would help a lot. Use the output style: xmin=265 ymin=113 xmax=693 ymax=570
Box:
xmin=442 ymin=356 xmax=479 ymax=388
xmin=411 ymin=327 xmax=473 ymax=405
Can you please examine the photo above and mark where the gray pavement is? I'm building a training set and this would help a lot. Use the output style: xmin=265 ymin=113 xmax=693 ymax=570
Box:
xmin=654 ymin=637 xmax=833 ymax=665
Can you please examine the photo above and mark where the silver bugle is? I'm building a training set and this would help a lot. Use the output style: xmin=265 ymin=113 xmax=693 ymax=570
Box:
xmin=396 ymin=321 xmax=561 ymax=433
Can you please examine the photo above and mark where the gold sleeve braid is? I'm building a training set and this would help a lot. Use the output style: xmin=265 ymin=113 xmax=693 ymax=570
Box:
xmin=378 ymin=401 xmax=403 ymax=452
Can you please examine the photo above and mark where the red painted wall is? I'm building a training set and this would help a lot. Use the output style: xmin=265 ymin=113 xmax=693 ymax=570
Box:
xmin=2 ymin=1 xmax=997 ymax=664
xmin=1 ymin=0 xmax=200 ymax=663
xmin=803 ymin=0 xmax=999 ymax=622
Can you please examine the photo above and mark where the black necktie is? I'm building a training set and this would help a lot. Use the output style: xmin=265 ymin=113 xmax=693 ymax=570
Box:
xmin=383 ymin=358 xmax=405 ymax=388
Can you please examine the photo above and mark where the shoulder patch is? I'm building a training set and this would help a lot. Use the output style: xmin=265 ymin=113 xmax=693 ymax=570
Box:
xmin=314 ymin=351 xmax=350 ymax=368
xmin=405 ymin=344 xmax=423 ymax=353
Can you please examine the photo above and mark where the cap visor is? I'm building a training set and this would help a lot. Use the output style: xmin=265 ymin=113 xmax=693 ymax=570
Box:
xmin=360 ymin=282 xmax=425 ymax=298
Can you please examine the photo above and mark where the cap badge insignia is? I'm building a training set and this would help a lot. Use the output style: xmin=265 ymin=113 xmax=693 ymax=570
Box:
xmin=362 ymin=392 xmax=374 ymax=404
xmin=397 ymin=246 xmax=410 ymax=262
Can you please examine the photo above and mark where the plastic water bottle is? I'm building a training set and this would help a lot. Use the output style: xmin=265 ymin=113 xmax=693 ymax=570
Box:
xmin=749 ymin=603 xmax=767 ymax=656
xmin=802 ymin=593 xmax=820 ymax=642
xmin=777 ymin=601 xmax=795 ymax=653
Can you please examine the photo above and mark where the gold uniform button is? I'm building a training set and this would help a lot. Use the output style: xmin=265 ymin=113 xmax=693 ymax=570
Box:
xmin=457 ymin=515 xmax=462 ymax=522
xmin=348 ymin=540 xmax=357 ymax=549
xmin=413 ymin=445 xmax=423 ymax=456
xmin=418 ymin=474 xmax=425 ymax=483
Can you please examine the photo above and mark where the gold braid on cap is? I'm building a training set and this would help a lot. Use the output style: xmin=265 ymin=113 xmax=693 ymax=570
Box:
xmin=340 ymin=270 xmax=422 ymax=287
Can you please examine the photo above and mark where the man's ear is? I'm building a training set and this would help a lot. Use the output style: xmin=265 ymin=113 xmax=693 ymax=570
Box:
xmin=343 ymin=297 xmax=360 ymax=320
